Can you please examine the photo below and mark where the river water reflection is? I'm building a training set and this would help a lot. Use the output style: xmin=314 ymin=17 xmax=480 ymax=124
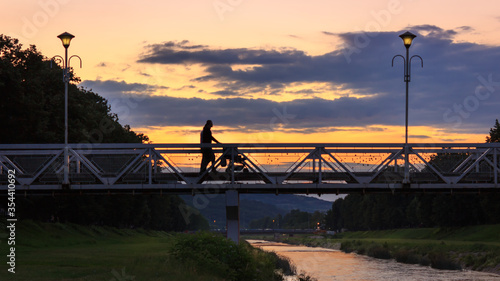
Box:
xmin=249 ymin=240 xmax=500 ymax=281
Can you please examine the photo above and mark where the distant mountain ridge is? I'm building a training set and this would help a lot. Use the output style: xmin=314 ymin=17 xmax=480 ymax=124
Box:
xmin=180 ymin=194 xmax=333 ymax=228
xmin=242 ymin=194 xmax=333 ymax=213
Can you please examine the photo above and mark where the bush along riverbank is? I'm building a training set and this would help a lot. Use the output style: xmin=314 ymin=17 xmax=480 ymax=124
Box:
xmin=0 ymin=220 xmax=307 ymax=281
xmin=172 ymin=232 xmax=295 ymax=281
xmin=273 ymin=225 xmax=500 ymax=275
xmin=174 ymin=233 xmax=317 ymax=281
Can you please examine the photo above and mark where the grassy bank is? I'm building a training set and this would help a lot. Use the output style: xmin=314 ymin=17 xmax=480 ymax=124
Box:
xmin=0 ymin=220 xmax=293 ymax=281
xmin=273 ymin=225 xmax=500 ymax=273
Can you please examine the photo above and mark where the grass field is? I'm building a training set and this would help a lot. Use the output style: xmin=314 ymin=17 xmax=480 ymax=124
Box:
xmin=0 ymin=220 xmax=288 ymax=281
xmin=4 ymin=221 xmax=498 ymax=279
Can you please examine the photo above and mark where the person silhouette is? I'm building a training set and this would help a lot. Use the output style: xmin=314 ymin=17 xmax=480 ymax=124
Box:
xmin=199 ymin=120 xmax=220 ymax=174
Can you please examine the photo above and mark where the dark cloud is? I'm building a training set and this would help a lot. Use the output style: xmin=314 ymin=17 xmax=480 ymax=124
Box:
xmin=76 ymin=82 xmax=404 ymax=132
xmin=456 ymin=26 xmax=474 ymax=32
xmin=138 ymin=40 xmax=306 ymax=65
xmin=174 ymin=85 xmax=196 ymax=91
xmin=121 ymin=64 xmax=131 ymax=72
xmin=411 ymin=24 xmax=458 ymax=39
xmin=80 ymin=76 xmax=499 ymax=136
xmin=82 ymin=25 xmax=500 ymax=136
xmin=322 ymin=31 xmax=336 ymax=36
xmin=286 ymin=89 xmax=320 ymax=95
xmin=138 ymin=26 xmax=500 ymax=104
xmin=80 ymin=79 xmax=168 ymax=95
xmin=210 ymin=90 xmax=243 ymax=97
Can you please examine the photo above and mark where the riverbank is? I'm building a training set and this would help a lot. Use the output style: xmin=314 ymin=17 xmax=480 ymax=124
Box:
xmin=0 ymin=220 xmax=293 ymax=280
xmin=251 ymin=240 xmax=500 ymax=281
xmin=259 ymin=224 xmax=500 ymax=275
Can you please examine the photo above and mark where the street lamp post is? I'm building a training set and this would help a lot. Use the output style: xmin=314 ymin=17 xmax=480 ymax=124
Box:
xmin=392 ymin=31 xmax=423 ymax=184
xmin=53 ymin=32 xmax=82 ymax=187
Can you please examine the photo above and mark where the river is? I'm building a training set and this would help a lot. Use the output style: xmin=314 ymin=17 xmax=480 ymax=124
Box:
xmin=249 ymin=240 xmax=500 ymax=281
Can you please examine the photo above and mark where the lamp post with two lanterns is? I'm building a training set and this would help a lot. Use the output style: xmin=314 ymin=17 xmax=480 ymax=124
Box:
xmin=392 ymin=31 xmax=423 ymax=184
xmin=52 ymin=32 xmax=82 ymax=186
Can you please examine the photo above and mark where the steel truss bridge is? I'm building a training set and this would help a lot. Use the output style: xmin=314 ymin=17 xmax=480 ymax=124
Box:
xmin=2 ymin=143 xmax=499 ymax=242
xmin=1 ymin=143 xmax=500 ymax=194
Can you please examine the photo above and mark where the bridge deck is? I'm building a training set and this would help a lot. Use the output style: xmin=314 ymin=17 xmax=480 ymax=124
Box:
xmin=1 ymin=143 xmax=499 ymax=194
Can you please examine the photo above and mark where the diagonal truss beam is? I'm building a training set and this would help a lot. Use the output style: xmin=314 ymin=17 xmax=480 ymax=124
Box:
xmin=411 ymin=148 xmax=450 ymax=184
xmin=26 ymin=149 xmax=64 ymax=185
xmin=151 ymin=148 xmax=192 ymax=184
xmin=237 ymin=148 xmax=275 ymax=184
xmin=69 ymin=148 xmax=107 ymax=184
xmin=453 ymin=148 xmax=492 ymax=183
xmin=0 ymin=143 xmax=499 ymax=191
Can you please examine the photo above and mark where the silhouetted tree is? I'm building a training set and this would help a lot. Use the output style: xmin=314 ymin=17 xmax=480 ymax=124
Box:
xmin=324 ymin=198 xmax=343 ymax=232
xmin=0 ymin=34 xmax=148 ymax=144
xmin=16 ymin=195 xmax=209 ymax=231
xmin=248 ymin=209 xmax=326 ymax=230
xmin=0 ymin=35 xmax=211 ymax=231
xmin=486 ymin=119 xmax=500 ymax=143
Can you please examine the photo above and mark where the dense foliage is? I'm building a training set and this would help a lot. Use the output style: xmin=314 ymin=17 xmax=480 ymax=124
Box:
xmin=323 ymin=193 xmax=500 ymax=231
xmin=16 ymin=195 xmax=209 ymax=231
xmin=172 ymin=232 xmax=287 ymax=281
xmin=249 ymin=209 xmax=325 ymax=229
xmin=486 ymin=119 xmax=500 ymax=143
xmin=0 ymin=35 xmax=209 ymax=231
xmin=0 ymin=34 xmax=148 ymax=144
xmin=0 ymin=220 xmax=302 ymax=280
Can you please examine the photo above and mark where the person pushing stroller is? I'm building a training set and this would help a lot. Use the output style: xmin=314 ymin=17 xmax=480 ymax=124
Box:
xmin=199 ymin=120 xmax=220 ymax=174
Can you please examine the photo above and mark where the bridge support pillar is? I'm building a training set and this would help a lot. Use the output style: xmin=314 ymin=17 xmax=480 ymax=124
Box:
xmin=225 ymin=189 xmax=240 ymax=243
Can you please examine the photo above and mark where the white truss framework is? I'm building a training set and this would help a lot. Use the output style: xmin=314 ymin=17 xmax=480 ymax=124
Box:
xmin=1 ymin=143 xmax=499 ymax=194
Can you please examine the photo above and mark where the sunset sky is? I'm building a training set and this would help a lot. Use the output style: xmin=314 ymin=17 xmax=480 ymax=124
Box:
xmin=3 ymin=0 xmax=500 ymax=144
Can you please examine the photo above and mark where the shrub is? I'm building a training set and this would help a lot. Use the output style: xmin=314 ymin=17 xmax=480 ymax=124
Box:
xmin=419 ymin=255 xmax=431 ymax=266
xmin=267 ymin=251 xmax=296 ymax=276
xmin=462 ymin=254 xmax=476 ymax=268
xmin=171 ymin=232 xmax=284 ymax=281
xmin=356 ymin=247 xmax=366 ymax=255
xmin=394 ymin=249 xmax=420 ymax=264
xmin=367 ymin=245 xmax=392 ymax=259
xmin=297 ymin=272 xmax=318 ymax=281
xmin=340 ymin=240 xmax=355 ymax=253
xmin=471 ymin=243 xmax=488 ymax=252
xmin=428 ymin=252 xmax=462 ymax=270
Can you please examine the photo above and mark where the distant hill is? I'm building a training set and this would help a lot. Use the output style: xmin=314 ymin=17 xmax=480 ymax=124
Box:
xmin=180 ymin=194 xmax=333 ymax=229
xmin=242 ymin=194 xmax=333 ymax=213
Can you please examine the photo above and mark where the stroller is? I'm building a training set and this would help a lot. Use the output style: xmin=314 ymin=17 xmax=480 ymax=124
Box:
xmin=220 ymin=147 xmax=249 ymax=173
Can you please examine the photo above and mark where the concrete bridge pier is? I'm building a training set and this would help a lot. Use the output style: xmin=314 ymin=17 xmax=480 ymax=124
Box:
xmin=225 ymin=189 xmax=240 ymax=243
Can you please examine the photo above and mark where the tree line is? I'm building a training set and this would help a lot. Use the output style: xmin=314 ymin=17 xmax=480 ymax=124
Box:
xmin=16 ymin=195 xmax=208 ymax=231
xmin=0 ymin=34 xmax=148 ymax=144
xmin=323 ymin=192 xmax=500 ymax=232
xmin=0 ymin=34 xmax=208 ymax=231
xmin=249 ymin=209 xmax=325 ymax=230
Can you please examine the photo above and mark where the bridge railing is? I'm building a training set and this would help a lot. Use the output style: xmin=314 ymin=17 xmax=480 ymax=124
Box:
xmin=0 ymin=143 xmax=499 ymax=192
